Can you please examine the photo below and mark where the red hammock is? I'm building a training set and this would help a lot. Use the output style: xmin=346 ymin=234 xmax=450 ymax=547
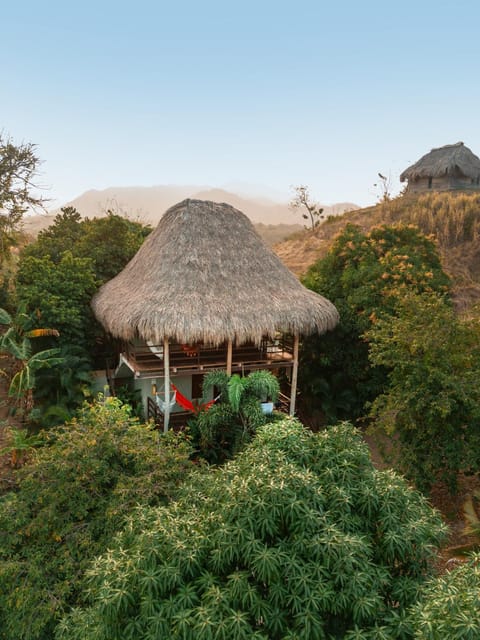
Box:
xmin=171 ymin=383 xmax=217 ymax=414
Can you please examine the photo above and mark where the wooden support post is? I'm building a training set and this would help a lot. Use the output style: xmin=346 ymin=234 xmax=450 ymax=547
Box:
xmin=289 ymin=334 xmax=299 ymax=416
xmin=163 ymin=338 xmax=170 ymax=432
xmin=226 ymin=339 xmax=233 ymax=376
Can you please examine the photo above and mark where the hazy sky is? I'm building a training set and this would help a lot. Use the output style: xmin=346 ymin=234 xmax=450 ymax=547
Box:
xmin=3 ymin=0 xmax=480 ymax=209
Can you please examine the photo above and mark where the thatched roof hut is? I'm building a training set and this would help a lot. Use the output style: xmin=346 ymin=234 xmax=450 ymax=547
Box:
xmin=92 ymin=199 xmax=339 ymax=345
xmin=400 ymin=142 xmax=480 ymax=193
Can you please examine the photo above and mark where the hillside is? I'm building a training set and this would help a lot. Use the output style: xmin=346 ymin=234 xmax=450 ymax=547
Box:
xmin=45 ymin=185 xmax=357 ymax=226
xmin=23 ymin=186 xmax=356 ymax=246
xmin=274 ymin=191 xmax=480 ymax=311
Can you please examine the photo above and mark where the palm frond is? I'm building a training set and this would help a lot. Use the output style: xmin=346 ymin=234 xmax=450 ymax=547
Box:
xmin=228 ymin=375 xmax=248 ymax=413
xmin=245 ymin=370 xmax=280 ymax=402
xmin=202 ymin=370 xmax=229 ymax=400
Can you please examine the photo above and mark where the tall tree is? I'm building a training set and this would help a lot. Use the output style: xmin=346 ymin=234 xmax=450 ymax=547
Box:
xmin=0 ymin=133 xmax=44 ymax=258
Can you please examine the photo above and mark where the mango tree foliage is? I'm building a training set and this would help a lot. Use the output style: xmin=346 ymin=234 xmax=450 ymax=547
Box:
xmin=0 ymin=397 xmax=194 ymax=640
xmin=300 ymin=223 xmax=451 ymax=422
xmin=57 ymin=420 xmax=446 ymax=640
xmin=367 ymin=292 xmax=480 ymax=493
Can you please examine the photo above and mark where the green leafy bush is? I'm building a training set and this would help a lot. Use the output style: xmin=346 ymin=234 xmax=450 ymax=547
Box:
xmin=300 ymin=223 xmax=450 ymax=423
xmin=407 ymin=555 xmax=480 ymax=639
xmin=367 ymin=291 xmax=480 ymax=493
xmin=57 ymin=420 xmax=446 ymax=640
xmin=0 ymin=397 xmax=194 ymax=640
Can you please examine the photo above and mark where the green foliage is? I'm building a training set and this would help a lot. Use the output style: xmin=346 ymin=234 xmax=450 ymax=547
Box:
xmin=0 ymin=306 xmax=62 ymax=417
xmin=16 ymin=251 xmax=98 ymax=348
xmin=190 ymin=370 xmax=280 ymax=463
xmin=300 ymin=223 xmax=451 ymax=422
xmin=0 ymin=426 xmax=44 ymax=467
xmin=367 ymin=291 xmax=480 ymax=493
xmin=56 ymin=420 xmax=446 ymax=640
xmin=14 ymin=252 xmax=98 ymax=420
xmin=15 ymin=208 xmax=152 ymax=419
xmin=75 ymin=213 xmax=152 ymax=283
xmin=406 ymin=554 xmax=480 ymax=639
xmin=22 ymin=207 xmax=152 ymax=284
xmin=31 ymin=345 xmax=94 ymax=427
xmin=0 ymin=397 xmax=194 ymax=640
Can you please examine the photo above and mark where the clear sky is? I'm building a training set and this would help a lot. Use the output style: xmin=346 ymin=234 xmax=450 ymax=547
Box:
xmin=3 ymin=0 xmax=480 ymax=209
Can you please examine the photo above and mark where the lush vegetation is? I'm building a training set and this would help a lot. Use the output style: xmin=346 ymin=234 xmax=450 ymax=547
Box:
xmin=300 ymin=223 xmax=450 ymax=423
xmin=56 ymin=420 xmax=446 ymax=640
xmin=2 ymin=143 xmax=479 ymax=639
xmin=367 ymin=291 xmax=480 ymax=492
xmin=0 ymin=397 xmax=194 ymax=640
xmin=407 ymin=554 xmax=480 ymax=639
xmin=188 ymin=369 xmax=280 ymax=463
xmin=0 ymin=207 xmax=152 ymax=424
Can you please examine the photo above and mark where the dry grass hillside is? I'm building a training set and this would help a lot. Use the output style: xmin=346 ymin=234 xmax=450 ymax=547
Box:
xmin=274 ymin=192 xmax=480 ymax=311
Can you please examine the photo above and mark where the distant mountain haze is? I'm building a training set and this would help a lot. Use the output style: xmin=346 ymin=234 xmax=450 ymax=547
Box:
xmin=22 ymin=185 xmax=358 ymax=246
xmin=41 ymin=185 xmax=358 ymax=225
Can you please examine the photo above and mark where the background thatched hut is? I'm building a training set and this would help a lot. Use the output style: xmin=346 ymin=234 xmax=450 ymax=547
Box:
xmin=92 ymin=199 xmax=339 ymax=427
xmin=400 ymin=142 xmax=480 ymax=193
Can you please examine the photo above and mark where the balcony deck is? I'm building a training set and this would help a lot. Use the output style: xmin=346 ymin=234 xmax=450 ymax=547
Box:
xmin=120 ymin=337 xmax=294 ymax=378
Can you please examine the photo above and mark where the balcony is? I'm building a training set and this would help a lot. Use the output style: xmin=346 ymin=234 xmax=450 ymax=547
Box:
xmin=119 ymin=336 xmax=294 ymax=378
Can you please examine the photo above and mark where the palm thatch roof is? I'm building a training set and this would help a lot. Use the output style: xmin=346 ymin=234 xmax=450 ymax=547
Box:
xmin=92 ymin=199 xmax=339 ymax=345
xmin=400 ymin=142 xmax=480 ymax=182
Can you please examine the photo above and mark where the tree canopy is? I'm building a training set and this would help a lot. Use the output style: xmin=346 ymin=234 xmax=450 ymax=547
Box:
xmin=0 ymin=397 xmax=194 ymax=640
xmin=56 ymin=420 xmax=446 ymax=640
xmin=22 ymin=206 xmax=152 ymax=284
xmin=300 ymin=223 xmax=451 ymax=423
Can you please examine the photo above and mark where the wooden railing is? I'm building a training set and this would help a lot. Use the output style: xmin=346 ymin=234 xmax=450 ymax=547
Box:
xmin=123 ymin=337 xmax=294 ymax=374
xmin=146 ymin=397 xmax=191 ymax=430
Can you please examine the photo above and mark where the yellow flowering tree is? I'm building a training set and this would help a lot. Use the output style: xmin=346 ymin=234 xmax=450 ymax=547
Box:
xmin=301 ymin=223 xmax=451 ymax=422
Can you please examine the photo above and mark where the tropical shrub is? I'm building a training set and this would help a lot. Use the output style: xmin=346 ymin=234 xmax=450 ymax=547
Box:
xmin=0 ymin=397 xmax=194 ymax=640
xmin=406 ymin=554 xmax=480 ymax=639
xmin=300 ymin=223 xmax=451 ymax=422
xmin=57 ymin=420 xmax=446 ymax=640
xmin=0 ymin=306 xmax=62 ymax=419
xmin=367 ymin=291 xmax=480 ymax=493
xmin=188 ymin=369 xmax=280 ymax=463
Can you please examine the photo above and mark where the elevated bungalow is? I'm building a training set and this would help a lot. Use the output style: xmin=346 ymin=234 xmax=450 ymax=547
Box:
xmin=92 ymin=199 xmax=339 ymax=429
xmin=400 ymin=142 xmax=480 ymax=193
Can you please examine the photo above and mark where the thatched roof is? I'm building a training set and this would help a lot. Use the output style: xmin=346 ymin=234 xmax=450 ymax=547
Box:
xmin=92 ymin=199 xmax=339 ymax=345
xmin=400 ymin=142 xmax=480 ymax=182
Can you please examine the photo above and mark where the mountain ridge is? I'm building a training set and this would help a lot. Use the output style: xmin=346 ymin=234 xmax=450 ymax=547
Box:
xmin=42 ymin=185 xmax=358 ymax=226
